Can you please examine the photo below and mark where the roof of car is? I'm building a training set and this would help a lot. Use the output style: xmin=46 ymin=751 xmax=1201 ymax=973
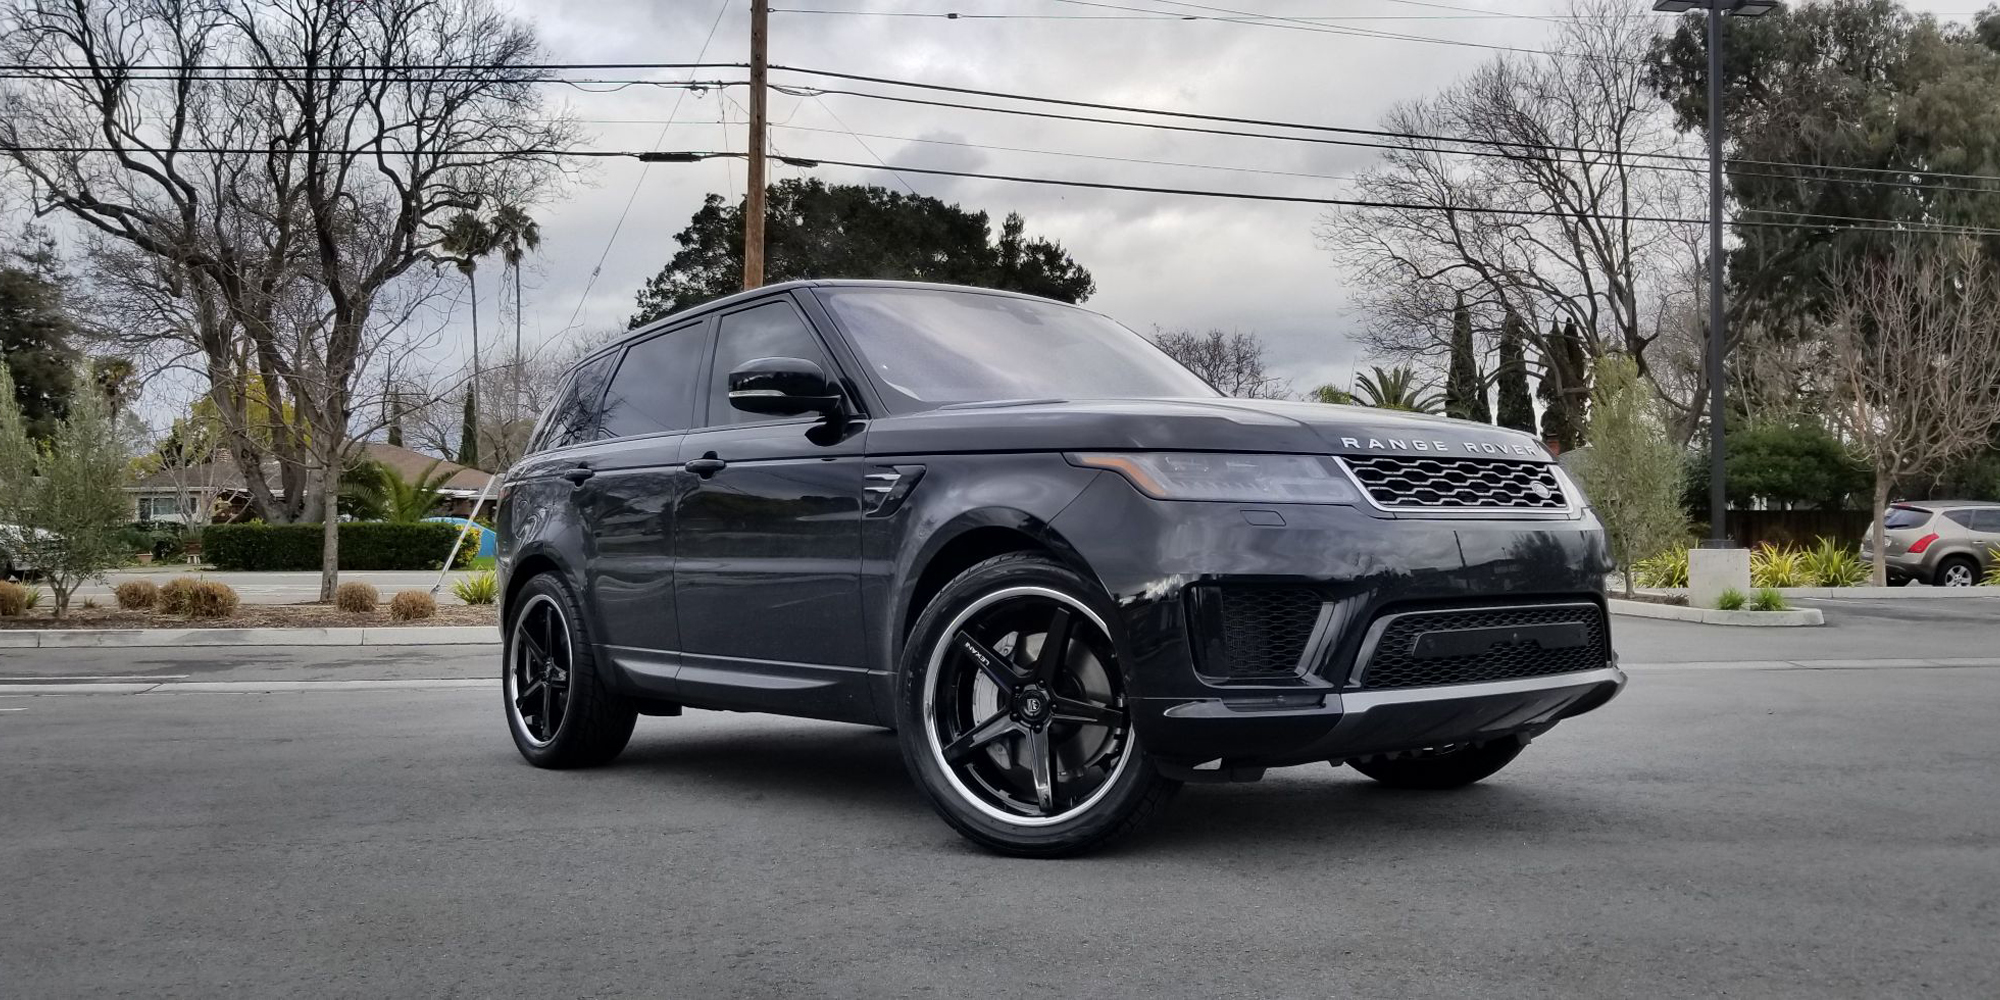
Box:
xmin=1897 ymin=499 xmax=2000 ymax=509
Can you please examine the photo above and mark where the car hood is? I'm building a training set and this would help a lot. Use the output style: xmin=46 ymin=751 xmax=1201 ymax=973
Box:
xmin=865 ymin=397 xmax=1553 ymax=462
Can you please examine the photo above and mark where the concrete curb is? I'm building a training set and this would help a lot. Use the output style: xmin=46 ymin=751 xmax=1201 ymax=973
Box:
xmin=1641 ymin=586 xmax=2000 ymax=601
xmin=1609 ymin=599 xmax=1824 ymax=627
xmin=0 ymin=626 xmax=499 ymax=649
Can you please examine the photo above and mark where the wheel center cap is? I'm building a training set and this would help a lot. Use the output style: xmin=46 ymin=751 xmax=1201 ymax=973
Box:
xmin=1017 ymin=687 xmax=1052 ymax=725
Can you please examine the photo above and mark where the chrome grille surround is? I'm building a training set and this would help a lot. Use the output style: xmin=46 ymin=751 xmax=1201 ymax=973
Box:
xmin=1338 ymin=455 xmax=1571 ymax=513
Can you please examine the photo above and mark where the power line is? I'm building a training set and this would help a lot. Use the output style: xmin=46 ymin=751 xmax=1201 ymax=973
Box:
xmin=560 ymin=1 xmax=736 ymax=338
xmin=1045 ymin=0 xmax=1580 ymax=59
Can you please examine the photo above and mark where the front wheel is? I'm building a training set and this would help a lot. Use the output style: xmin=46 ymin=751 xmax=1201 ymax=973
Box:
xmin=1347 ymin=739 xmax=1525 ymax=790
xmin=895 ymin=553 xmax=1178 ymax=857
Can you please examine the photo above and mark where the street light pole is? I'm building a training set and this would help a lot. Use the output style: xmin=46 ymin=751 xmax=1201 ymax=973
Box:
xmin=1654 ymin=0 xmax=1779 ymax=548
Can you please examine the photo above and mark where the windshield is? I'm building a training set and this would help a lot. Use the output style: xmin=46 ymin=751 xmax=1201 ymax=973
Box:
xmin=816 ymin=287 xmax=1220 ymax=410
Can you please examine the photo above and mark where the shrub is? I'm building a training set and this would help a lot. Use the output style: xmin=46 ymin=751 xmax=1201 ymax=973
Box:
xmin=203 ymin=522 xmax=470 ymax=571
xmin=1752 ymin=587 xmax=1789 ymax=612
xmin=0 ymin=581 xmax=26 ymax=616
xmin=1750 ymin=543 xmax=1808 ymax=589
xmin=113 ymin=580 xmax=159 ymax=610
xmin=157 ymin=576 xmax=202 ymax=616
xmin=452 ymin=570 xmax=498 ymax=605
xmin=21 ymin=586 xmax=41 ymax=610
xmin=1986 ymin=548 xmax=2000 ymax=586
xmin=389 ymin=590 xmax=438 ymax=621
xmin=1632 ymin=548 xmax=1690 ymax=588
xmin=183 ymin=580 xmax=239 ymax=619
xmin=1801 ymin=537 xmax=1868 ymax=588
xmin=335 ymin=581 xmax=379 ymax=613
xmin=1715 ymin=587 xmax=1748 ymax=611
xmin=82 ymin=597 xmax=99 ymax=609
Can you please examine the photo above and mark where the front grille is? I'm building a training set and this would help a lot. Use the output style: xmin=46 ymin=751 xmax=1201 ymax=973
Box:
xmin=1189 ymin=586 xmax=1325 ymax=678
xmin=1354 ymin=603 xmax=1608 ymax=690
xmin=1340 ymin=455 xmax=1568 ymax=512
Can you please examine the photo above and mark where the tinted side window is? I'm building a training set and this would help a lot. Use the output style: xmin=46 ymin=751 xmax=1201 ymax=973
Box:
xmin=707 ymin=300 xmax=833 ymax=426
xmin=1943 ymin=509 xmax=1979 ymax=530
xmin=540 ymin=353 xmax=617 ymax=451
xmin=1970 ymin=509 xmax=2000 ymax=532
xmin=599 ymin=322 xmax=707 ymax=439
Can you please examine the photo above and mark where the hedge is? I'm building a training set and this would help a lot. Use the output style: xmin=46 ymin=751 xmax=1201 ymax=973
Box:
xmin=204 ymin=522 xmax=478 ymax=571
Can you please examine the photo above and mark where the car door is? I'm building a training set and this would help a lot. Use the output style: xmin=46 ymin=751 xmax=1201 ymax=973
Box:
xmin=503 ymin=350 xmax=618 ymax=604
xmin=672 ymin=295 xmax=872 ymax=723
xmin=1970 ymin=509 xmax=2000 ymax=572
xmin=577 ymin=317 xmax=712 ymax=693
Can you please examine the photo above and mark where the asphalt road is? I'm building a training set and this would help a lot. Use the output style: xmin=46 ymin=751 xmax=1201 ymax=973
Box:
xmin=3 ymin=607 xmax=1998 ymax=998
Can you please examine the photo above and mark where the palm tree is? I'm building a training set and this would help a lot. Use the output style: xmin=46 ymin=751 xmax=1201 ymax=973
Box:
xmin=1307 ymin=383 xmax=1356 ymax=405
xmin=489 ymin=204 xmax=541 ymax=464
xmin=440 ymin=211 xmax=497 ymax=467
xmin=1353 ymin=366 xmax=1444 ymax=414
xmin=342 ymin=459 xmax=455 ymax=523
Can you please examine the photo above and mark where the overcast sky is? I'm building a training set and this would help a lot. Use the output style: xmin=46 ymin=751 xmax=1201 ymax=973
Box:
xmin=26 ymin=0 xmax=1986 ymax=414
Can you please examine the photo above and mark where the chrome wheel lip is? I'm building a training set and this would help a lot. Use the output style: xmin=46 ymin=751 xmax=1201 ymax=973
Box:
xmin=506 ymin=593 xmax=568 ymax=749
xmin=922 ymin=585 xmax=1134 ymax=828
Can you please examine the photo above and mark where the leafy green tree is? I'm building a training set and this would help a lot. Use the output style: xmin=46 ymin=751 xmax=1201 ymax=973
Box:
xmin=1650 ymin=2 xmax=2000 ymax=334
xmin=1353 ymin=366 xmax=1443 ymax=414
xmin=0 ymin=265 xmax=80 ymax=442
xmin=1494 ymin=310 xmax=1536 ymax=434
xmin=1572 ymin=356 xmax=1689 ymax=598
xmin=0 ymin=364 xmax=132 ymax=617
xmin=1443 ymin=294 xmax=1490 ymax=423
xmin=455 ymin=391 xmax=480 ymax=469
xmin=1537 ymin=320 xmax=1589 ymax=451
xmin=1684 ymin=420 xmax=1871 ymax=511
xmin=630 ymin=179 xmax=1095 ymax=325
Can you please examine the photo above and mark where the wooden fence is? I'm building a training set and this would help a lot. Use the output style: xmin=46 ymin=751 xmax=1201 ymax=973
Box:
xmin=1720 ymin=510 xmax=1876 ymax=549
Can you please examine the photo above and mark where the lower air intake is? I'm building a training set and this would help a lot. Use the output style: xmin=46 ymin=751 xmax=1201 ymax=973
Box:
xmin=1353 ymin=603 xmax=1608 ymax=690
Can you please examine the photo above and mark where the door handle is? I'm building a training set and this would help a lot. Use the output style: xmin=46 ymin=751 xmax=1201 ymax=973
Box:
xmin=685 ymin=456 xmax=728 ymax=478
xmin=561 ymin=466 xmax=595 ymax=485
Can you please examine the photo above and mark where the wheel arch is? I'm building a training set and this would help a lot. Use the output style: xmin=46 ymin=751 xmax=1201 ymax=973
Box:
xmin=501 ymin=544 xmax=583 ymax=624
xmin=895 ymin=510 xmax=1101 ymax=658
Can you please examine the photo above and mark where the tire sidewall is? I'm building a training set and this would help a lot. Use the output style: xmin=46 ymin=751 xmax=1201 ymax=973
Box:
xmin=893 ymin=554 xmax=1166 ymax=855
xmin=503 ymin=573 xmax=590 ymax=763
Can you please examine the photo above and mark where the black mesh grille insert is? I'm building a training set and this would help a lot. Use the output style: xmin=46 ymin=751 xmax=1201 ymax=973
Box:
xmin=1355 ymin=604 xmax=1608 ymax=690
xmin=1196 ymin=586 xmax=1324 ymax=678
xmin=1341 ymin=455 xmax=1568 ymax=511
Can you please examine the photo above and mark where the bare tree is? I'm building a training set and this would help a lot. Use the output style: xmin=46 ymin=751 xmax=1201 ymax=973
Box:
xmin=1320 ymin=0 xmax=1701 ymax=438
xmin=1150 ymin=327 xmax=1291 ymax=399
xmin=0 ymin=0 xmax=578 ymax=598
xmin=1826 ymin=240 xmax=2000 ymax=584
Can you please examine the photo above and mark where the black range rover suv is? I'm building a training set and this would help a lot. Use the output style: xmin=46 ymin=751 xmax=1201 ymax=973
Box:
xmin=497 ymin=280 xmax=1623 ymax=856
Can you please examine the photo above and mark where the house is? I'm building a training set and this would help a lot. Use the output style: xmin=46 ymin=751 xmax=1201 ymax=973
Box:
xmin=126 ymin=443 xmax=495 ymax=523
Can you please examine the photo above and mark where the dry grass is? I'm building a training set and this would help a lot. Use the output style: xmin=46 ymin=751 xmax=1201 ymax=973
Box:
xmin=184 ymin=580 xmax=240 ymax=619
xmin=0 ymin=601 xmax=498 ymax=630
xmin=113 ymin=579 xmax=159 ymax=610
xmin=0 ymin=581 xmax=26 ymax=617
xmin=335 ymin=581 xmax=380 ymax=614
xmin=388 ymin=590 xmax=438 ymax=621
xmin=157 ymin=576 xmax=201 ymax=616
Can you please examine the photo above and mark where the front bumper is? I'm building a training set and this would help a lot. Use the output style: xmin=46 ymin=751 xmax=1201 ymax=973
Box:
xmin=1049 ymin=471 xmax=1622 ymax=768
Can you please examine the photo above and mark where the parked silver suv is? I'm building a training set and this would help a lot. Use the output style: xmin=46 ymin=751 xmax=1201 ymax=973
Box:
xmin=1861 ymin=501 xmax=2000 ymax=587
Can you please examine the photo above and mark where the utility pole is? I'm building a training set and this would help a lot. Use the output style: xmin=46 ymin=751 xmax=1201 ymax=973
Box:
xmin=743 ymin=0 xmax=769 ymax=290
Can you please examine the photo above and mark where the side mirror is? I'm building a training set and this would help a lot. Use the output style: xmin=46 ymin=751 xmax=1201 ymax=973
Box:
xmin=727 ymin=357 xmax=843 ymax=417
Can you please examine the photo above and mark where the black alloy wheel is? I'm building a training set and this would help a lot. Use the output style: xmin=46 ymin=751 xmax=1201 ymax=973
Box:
xmin=897 ymin=553 xmax=1178 ymax=857
xmin=503 ymin=574 xmax=636 ymax=768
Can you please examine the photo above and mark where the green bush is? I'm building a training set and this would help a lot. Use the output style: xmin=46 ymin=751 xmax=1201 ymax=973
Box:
xmin=203 ymin=522 xmax=472 ymax=571
xmin=1750 ymin=543 xmax=1809 ymax=588
xmin=1715 ymin=588 xmax=1748 ymax=611
xmin=1801 ymin=537 xmax=1867 ymax=588
xmin=1633 ymin=548 xmax=1689 ymax=588
xmin=452 ymin=570 xmax=498 ymax=605
xmin=1752 ymin=587 xmax=1789 ymax=612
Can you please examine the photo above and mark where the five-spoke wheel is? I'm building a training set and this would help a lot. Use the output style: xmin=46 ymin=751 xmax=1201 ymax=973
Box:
xmin=507 ymin=593 xmax=572 ymax=747
xmin=897 ymin=553 xmax=1178 ymax=856
xmin=503 ymin=573 xmax=636 ymax=768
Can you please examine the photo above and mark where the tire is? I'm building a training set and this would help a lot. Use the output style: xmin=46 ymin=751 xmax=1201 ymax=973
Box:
xmin=1934 ymin=556 xmax=1979 ymax=588
xmin=502 ymin=572 xmax=637 ymax=768
xmin=1347 ymin=739 xmax=1525 ymax=790
xmin=894 ymin=552 xmax=1179 ymax=857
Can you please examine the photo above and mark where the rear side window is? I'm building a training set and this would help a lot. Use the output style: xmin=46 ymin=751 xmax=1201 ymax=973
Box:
xmin=1883 ymin=506 xmax=1932 ymax=530
xmin=707 ymin=300 xmax=834 ymax=426
xmin=1943 ymin=510 xmax=1978 ymax=529
xmin=599 ymin=322 xmax=707 ymax=439
xmin=1967 ymin=509 xmax=2000 ymax=532
xmin=537 ymin=353 xmax=617 ymax=452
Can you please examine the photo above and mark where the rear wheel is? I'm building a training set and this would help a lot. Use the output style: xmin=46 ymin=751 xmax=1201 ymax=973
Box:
xmin=503 ymin=574 xmax=636 ymax=768
xmin=1347 ymin=739 xmax=1524 ymax=790
xmin=1935 ymin=556 xmax=1979 ymax=588
xmin=895 ymin=553 xmax=1178 ymax=857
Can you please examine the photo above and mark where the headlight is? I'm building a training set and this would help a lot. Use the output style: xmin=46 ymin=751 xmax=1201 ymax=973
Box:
xmin=1068 ymin=452 xmax=1361 ymax=505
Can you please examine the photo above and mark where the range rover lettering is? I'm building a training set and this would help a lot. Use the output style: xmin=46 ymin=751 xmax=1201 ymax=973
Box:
xmin=496 ymin=280 xmax=1624 ymax=857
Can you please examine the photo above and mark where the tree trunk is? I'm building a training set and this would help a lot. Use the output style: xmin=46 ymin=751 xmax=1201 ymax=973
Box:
xmin=1870 ymin=472 xmax=1891 ymax=587
xmin=318 ymin=452 xmax=342 ymax=602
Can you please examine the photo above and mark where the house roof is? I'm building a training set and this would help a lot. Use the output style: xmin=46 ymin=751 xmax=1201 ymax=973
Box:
xmin=130 ymin=443 xmax=492 ymax=495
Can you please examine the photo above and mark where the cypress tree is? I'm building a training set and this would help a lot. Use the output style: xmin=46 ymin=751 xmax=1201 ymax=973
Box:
xmin=1443 ymin=293 xmax=1490 ymax=423
xmin=456 ymin=391 xmax=479 ymax=468
xmin=1495 ymin=310 xmax=1536 ymax=434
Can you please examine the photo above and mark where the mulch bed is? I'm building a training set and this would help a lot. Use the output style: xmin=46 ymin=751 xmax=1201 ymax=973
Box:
xmin=1613 ymin=591 xmax=1690 ymax=607
xmin=0 ymin=602 xmax=500 ymax=630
